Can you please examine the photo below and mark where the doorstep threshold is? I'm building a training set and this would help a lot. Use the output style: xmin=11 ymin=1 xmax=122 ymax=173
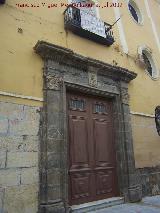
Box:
xmin=71 ymin=197 xmax=124 ymax=212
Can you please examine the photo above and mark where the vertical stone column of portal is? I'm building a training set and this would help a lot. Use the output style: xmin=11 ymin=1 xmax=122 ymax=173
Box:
xmin=119 ymin=81 xmax=142 ymax=202
xmin=39 ymin=60 xmax=65 ymax=213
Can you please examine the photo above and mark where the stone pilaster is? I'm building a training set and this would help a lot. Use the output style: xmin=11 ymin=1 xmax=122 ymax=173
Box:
xmin=39 ymin=67 xmax=66 ymax=213
xmin=120 ymin=81 xmax=142 ymax=202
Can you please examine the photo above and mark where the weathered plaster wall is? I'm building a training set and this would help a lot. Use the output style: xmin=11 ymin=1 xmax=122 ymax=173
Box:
xmin=1 ymin=1 xmax=160 ymax=112
xmin=132 ymin=113 xmax=160 ymax=198
xmin=0 ymin=102 xmax=40 ymax=213
xmin=131 ymin=114 xmax=160 ymax=168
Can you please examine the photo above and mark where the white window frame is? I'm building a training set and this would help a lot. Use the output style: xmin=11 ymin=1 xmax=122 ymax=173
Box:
xmin=127 ymin=0 xmax=144 ymax=25
xmin=138 ymin=45 xmax=160 ymax=80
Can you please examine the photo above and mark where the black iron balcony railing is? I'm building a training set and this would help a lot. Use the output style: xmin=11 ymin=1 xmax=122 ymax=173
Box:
xmin=64 ymin=5 xmax=115 ymax=46
xmin=0 ymin=0 xmax=5 ymax=4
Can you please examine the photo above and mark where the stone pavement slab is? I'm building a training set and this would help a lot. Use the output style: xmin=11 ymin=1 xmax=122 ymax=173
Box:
xmin=85 ymin=196 xmax=160 ymax=213
xmin=89 ymin=203 xmax=160 ymax=213
xmin=142 ymin=195 xmax=160 ymax=207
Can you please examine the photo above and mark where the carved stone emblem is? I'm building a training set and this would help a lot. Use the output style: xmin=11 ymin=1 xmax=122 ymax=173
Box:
xmin=88 ymin=71 xmax=97 ymax=87
xmin=45 ymin=74 xmax=62 ymax=90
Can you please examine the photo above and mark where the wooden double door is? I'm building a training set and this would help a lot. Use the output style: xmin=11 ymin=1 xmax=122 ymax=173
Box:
xmin=67 ymin=92 xmax=118 ymax=205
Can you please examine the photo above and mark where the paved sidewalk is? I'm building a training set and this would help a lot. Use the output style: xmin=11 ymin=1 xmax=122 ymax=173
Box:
xmin=142 ymin=195 xmax=160 ymax=207
xmin=90 ymin=195 xmax=160 ymax=213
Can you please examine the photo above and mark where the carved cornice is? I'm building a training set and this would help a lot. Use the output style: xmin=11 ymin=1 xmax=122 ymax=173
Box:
xmin=34 ymin=40 xmax=137 ymax=83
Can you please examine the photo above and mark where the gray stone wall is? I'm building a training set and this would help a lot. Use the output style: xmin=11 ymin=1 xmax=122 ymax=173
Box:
xmin=138 ymin=166 xmax=160 ymax=197
xmin=0 ymin=101 xmax=40 ymax=213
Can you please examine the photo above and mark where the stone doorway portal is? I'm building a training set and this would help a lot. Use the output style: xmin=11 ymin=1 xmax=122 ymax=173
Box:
xmin=34 ymin=41 xmax=142 ymax=213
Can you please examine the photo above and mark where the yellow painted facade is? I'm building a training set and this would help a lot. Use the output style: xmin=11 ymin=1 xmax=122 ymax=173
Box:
xmin=0 ymin=0 xmax=160 ymax=168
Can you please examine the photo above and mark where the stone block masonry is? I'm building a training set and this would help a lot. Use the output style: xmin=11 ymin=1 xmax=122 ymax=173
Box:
xmin=0 ymin=101 xmax=40 ymax=213
xmin=131 ymin=114 xmax=160 ymax=198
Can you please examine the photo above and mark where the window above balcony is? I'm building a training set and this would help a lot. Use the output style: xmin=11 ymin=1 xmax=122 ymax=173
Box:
xmin=128 ymin=0 xmax=143 ymax=25
xmin=64 ymin=5 xmax=115 ymax=46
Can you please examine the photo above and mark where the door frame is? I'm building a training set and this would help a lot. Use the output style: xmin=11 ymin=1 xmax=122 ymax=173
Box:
xmin=35 ymin=41 xmax=142 ymax=213
xmin=64 ymin=84 xmax=127 ymax=209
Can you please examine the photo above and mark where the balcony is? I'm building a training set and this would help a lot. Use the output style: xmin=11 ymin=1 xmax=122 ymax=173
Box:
xmin=0 ymin=0 xmax=5 ymax=4
xmin=64 ymin=5 xmax=115 ymax=46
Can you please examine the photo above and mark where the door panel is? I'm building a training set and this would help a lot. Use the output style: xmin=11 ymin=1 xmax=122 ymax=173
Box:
xmin=93 ymin=119 xmax=111 ymax=165
xmin=70 ymin=172 xmax=92 ymax=200
xmin=69 ymin=115 xmax=89 ymax=166
xmin=67 ymin=92 xmax=118 ymax=205
xmin=95 ymin=170 xmax=113 ymax=195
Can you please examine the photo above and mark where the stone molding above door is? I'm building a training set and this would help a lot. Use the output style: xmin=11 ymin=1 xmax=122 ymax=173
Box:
xmin=34 ymin=41 xmax=142 ymax=213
